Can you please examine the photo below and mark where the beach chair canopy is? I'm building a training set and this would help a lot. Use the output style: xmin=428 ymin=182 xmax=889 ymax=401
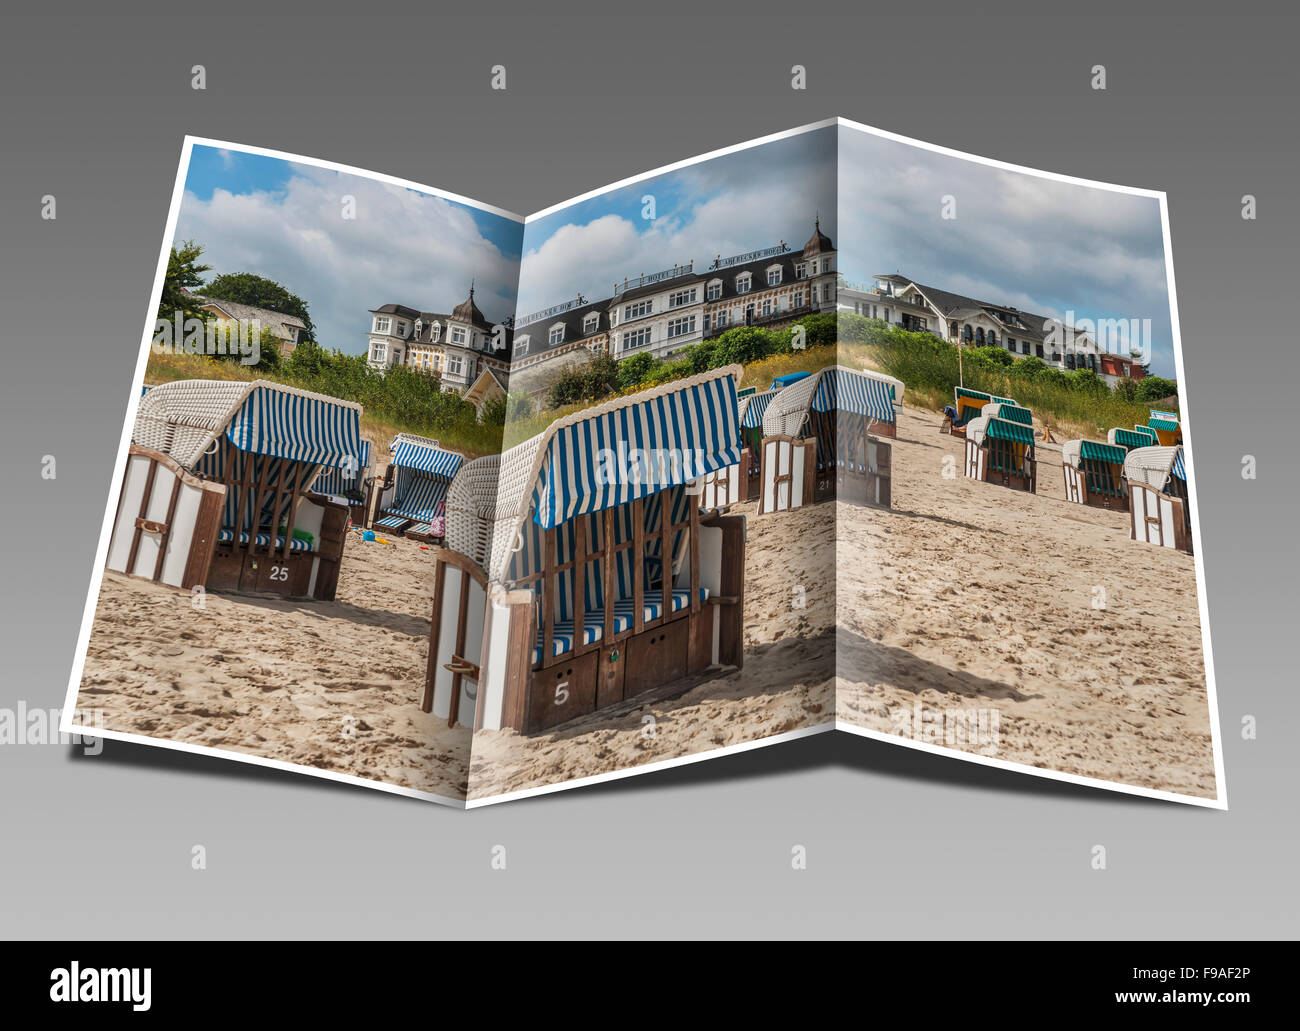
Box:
xmin=389 ymin=434 xmax=464 ymax=478
xmin=738 ymin=388 xmax=779 ymax=430
xmin=956 ymin=387 xmax=991 ymax=404
xmin=771 ymin=371 xmax=811 ymax=389
xmin=312 ymin=439 xmax=371 ymax=497
xmin=379 ymin=433 xmax=464 ymax=526
xmin=1149 ymin=409 xmax=1179 ymax=424
xmin=762 ymin=365 xmax=904 ymax=437
xmin=447 ymin=365 xmax=743 ymax=584
xmin=981 ymin=402 xmax=1033 ymax=426
xmin=968 ymin=415 xmax=1035 ymax=447
xmin=133 ymin=379 xmax=362 ymax=472
xmin=1123 ymin=445 xmax=1183 ymax=490
xmin=1148 ymin=417 xmax=1180 ymax=434
xmin=1064 ymin=438 xmax=1126 ymax=469
xmin=1171 ymin=448 xmax=1187 ymax=482
xmin=1109 ymin=426 xmax=1158 ymax=451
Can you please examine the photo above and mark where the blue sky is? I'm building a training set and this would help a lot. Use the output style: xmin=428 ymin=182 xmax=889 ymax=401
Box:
xmin=838 ymin=126 xmax=1177 ymax=378
xmin=516 ymin=126 xmax=837 ymax=317
xmin=173 ymin=145 xmax=523 ymax=354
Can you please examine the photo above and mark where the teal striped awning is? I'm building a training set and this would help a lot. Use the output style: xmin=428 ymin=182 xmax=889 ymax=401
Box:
xmin=983 ymin=417 xmax=1035 ymax=445
xmin=1080 ymin=439 xmax=1127 ymax=465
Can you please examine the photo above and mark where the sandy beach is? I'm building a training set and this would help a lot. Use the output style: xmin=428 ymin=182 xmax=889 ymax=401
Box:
xmin=75 ymin=528 xmax=472 ymax=801
xmin=466 ymin=495 xmax=837 ymax=800
xmin=835 ymin=401 xmax=1215 ymax=798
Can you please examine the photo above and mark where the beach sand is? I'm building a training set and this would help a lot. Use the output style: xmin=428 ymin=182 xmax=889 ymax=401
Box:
xmin=834 ymin=402 xmax=1216 ymax=798
xmin=74 ymin=529 xmax=472 ymax=801
xmin=465 ymin=496 xmax=838 ymax=800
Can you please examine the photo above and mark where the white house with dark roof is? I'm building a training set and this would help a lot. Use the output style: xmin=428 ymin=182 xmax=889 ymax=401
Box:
xmin=839 ymin=274 xmax=1146 ymax=386
xmin=191 ymin=295 xmax=307 ymax=357
xmin=366 ymin=284 xmax=511 ymax=392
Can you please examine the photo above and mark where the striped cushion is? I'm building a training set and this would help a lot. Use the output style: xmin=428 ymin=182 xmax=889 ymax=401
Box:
xmin=373 ymin=514 xmax=409 ymax=530
xmin=532 ymin=587 xmax=708 ymax=663
xmin=217 ymin=528 xmax=313 ymax=552
xmin=406 ymin=521 xmax=432 ymax=536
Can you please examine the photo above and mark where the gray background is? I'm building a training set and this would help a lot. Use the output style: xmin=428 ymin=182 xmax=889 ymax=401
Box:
xmin=0 ymin=0 xmax=1293 ymax=939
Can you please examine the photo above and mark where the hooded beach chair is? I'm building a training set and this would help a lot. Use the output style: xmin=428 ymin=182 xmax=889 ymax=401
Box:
xmin=424 ymin=366 xmax=748 ymax=734
xmin=1062 ymin=438 xmax=1129 ymax=509
xmin=113 ymin=379 xmax=362 ymax=599
xmin=1108 ymin=426 xmax=1158 ymax=452
xmin=759 ymin=365 xmax=902 ymax=510
xmin=373 ymin=434 xmax=464 ymax=543
xmin=964 ymin=408 xmax=1037 ymax=492
xmin=1147 ymin=410 xmax=1182 ymax=446
xmin=1124 ymin=444 xmax=1192 ymax=552
xmin=942 ymin=387 xmax=1016 ymax=438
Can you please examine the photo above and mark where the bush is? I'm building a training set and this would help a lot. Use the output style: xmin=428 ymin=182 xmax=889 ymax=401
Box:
xmin=1135 ymin=376 xmax=1178 ymax=404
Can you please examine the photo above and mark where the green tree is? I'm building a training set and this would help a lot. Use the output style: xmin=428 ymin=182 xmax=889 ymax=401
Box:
xmin=202 ymin=271 xmax=317 ymax=340
xmin=158 ymin=240 xmax=213 ymax=326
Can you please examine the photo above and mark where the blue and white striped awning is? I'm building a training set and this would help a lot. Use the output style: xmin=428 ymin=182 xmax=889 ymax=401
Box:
xmin=390 ymin=435 xmax=464 ymax=478
xmin=531 ymin=370 xmax=741 ymax=529
xmin=811 ymin=366 xmax=897 ymax=422
xmin=312 ymin=439 xmax=371 ymax=495
xmin=226 ymin=383 xmax=362 ymax=469
xmin=1171 ymin=447 xmax=1186 ymax=481
xmin=739 ymin=389 xmax=778 ymax=429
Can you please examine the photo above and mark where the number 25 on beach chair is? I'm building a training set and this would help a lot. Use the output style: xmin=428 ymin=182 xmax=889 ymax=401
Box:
xmin=110 ymin=379 xmax=362 ymax=600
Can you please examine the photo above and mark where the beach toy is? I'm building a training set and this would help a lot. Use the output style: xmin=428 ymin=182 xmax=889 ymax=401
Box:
xmin=362 ymin=529 xmax=376 ymax=542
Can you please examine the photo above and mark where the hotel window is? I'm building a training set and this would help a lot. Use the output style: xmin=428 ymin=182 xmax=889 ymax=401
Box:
xmin=823 ymin=284 xmax=833 ymax=303
xmin=446 ymin=354 xmax=463 ymax=376
xmin=583 ymin=312 xmax=599 ymax=334
xmin=975 ymin=328 xmax=985 ymax=344
xmin=370 ymin=344 xmax=385 ymax=362
xmin=795 ymin=262 xmax=808 ymax=279
xmin=1021 ymin=341 xmax=1030 ymax=355
xmin=514 ymin=335 xmax=530 ymax=357
xmin=430 ymin=324 xmax=441 ymax=342
xmin=715 ymin=310 xmax=729 ymax=327
xmin=549 ymin=323 xmax=565 ymax=346
xmin=702 ymin=312 xmax=710 ymax=332
xmin=622 ymin=326 xmax=652 ymax=351
xmin=666 ymin=315 xmax=696 ymax=339
xmin=451 ymin=326 xmax=467 ymax=345
xmin=395 ymin=321 xmax=407 ymax=338
xmin=374 ymin=317 xmax=391 ymax=334
xmin=1007 ymin=337 xmax=1015 ymax=350
xmin=767 ymin=266 xmax=782 ymax=287
xmin=706 ymin=280 xmax=722 ymax=300
xmin=623 ymin=299 xmax=653 ymax=321
xmin=823 ymin=257 xmax=834 ymax=272
xmin=668 ymin=288 xmax=697 ymax=309
xmin=987 ymin=331 xmax=996 ymax=346
xmin=761 ymin=298 xmax=772 ymax=316
xmin=736 ymin=273 xmax=752 ymax=294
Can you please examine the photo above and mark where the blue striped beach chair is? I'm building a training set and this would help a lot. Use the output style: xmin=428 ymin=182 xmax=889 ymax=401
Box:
xmin=374 ymin=434 xmax=463 ymax=542
xmin=427 ymin=365 xmax=749 ymax=734
xmin=125 ymin=379 xmax=363 ymax=600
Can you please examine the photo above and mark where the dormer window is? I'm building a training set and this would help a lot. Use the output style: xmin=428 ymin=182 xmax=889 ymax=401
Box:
xmin=796 ymin=263 xmax=809 ymax=280
xmin=583 ymin=312 xmax=599 ymax=334
xmin=414 ymin=318 xmax=423 ymax=336
xmin=395 ymin=321 xmax=407 ymax=338
xmin=736 ymin=273 xmax=752 ymax=294
xmin=767 ymin=265 xmax=782 ymax=287
xmin=514 ymin=334 xmax=531 ymax=357
xmin=549 ymin=323 xmax=565 ymax=346
xmin=430 ymin=323 xmax=441 ymax=342
xmin=706 ymin=279 xmax=722 ymax=301
xmin=374 ymin=316 xmax=391 ymax=334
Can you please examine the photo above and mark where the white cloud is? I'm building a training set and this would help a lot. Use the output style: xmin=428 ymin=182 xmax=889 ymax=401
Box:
xmin=837 ymin=126 xmax=1176 ymax=374
xmin=175 ymin=163 xmax=521 ymax=353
